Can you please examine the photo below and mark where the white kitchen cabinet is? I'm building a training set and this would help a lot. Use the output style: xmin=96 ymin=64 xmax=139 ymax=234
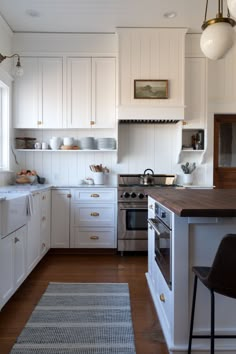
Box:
xmin=13 ymin=56 xmax=63 ymax=129
xmin=67 ymin=57 xmax=116 ymax=128
xmin=0 ymin=225 xmax=27 ymax=310
xmin=27 ymin=192 xmax=41 ymax=274
xmin=51 ymin=189 xmax=71 ymax=248
xmin=70 ymin=188 xmax=117 ymax=248
xmin=184 ymin=57 xmax=207 ymax=129
xmin=40 ymin=190 xmax=51 ymax=257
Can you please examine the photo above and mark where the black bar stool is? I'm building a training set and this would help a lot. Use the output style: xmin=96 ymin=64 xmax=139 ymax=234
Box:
xmin=188 ymin=234 xmax=236 ymax=354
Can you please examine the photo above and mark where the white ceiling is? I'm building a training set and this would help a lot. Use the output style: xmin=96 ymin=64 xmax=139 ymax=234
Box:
xmin=0 ymin=0 xmax=219 ymax=34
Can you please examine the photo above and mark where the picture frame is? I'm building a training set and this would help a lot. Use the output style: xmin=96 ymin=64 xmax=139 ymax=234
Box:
xmin=134 ymin=79 xmax=168 ymax=99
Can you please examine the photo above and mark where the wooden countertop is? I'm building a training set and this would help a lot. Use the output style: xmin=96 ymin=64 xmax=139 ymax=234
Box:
xmin=146 ymin=188 xmax=236 ymax=217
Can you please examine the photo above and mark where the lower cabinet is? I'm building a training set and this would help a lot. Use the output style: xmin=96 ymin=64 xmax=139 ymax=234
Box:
xmin=40 ymin=190 xmax=51 ymax=256
xmin=0 ymin=225 xmax=27 ymax=310
xmin=27 ymin=192 xmax=41 ymax=273
xmin=70 ymin=188 xmax=117 ymax=248
xmin=51 ymin=189 xmax=71 ymax=248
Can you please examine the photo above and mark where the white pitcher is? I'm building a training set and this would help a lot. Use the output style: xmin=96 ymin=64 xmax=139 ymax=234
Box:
xmin=49 ymin=137 xmax=61 ymax=150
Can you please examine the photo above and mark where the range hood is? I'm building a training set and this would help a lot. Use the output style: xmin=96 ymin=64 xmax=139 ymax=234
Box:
xmin=118 ymin=105 xmax=185 ymax=123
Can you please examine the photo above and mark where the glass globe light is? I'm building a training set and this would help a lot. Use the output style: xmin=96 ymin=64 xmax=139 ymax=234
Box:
xmin=228 ymin=0 xmax=236 ymax=18
xmin=200 ymin=21 xmax=235 ymax=60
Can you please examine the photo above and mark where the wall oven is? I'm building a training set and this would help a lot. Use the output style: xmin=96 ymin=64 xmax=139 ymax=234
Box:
xmin=148 ymin=202 xmax=172 ymax=289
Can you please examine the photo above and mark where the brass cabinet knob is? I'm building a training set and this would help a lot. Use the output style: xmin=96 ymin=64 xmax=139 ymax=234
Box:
xmin=90 ymin=236 xmax=99 ymax=240
xmin=90 ymin=212 xmax=99 ymax=217
xmin=67 ymin=194 xmax=72 ymax=198
xmin=37 ymin=121 xmax=42 ymax=125
xmin=42 ymin=216 xmax=46 ymax=221
xmin=90 ymin=194 xmax=100 ymax=198
xmin=160 ymin=293 xmax=165 ymax=302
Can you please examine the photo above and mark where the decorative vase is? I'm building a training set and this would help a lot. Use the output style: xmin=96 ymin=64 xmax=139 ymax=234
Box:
xmin=183 ymin=174 xmax=193 ymax=185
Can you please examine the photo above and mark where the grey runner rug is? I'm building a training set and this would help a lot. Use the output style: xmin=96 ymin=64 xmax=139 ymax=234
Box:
xmin=10 ymin=282 xmax=136 ymax=354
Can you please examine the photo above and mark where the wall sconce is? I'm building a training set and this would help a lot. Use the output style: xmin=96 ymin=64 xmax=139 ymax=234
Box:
xmin=228 ymin=0 xmax=236 ymax=17
xmin=200 ymin=0 xmax=236 ymax=60
xmin=0 ymin=53 xmax=24 ymax=77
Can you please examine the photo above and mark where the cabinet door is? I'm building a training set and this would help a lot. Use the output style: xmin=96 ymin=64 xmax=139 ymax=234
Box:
xmin=92 ymin=57 xmax=116 ymax=128
xmin=67 ymin=57 xmax=91 ymax=128
xmin=40 ymin=58 xmax=63 ymax=128
xmin=14 ymin=226 xmax=27 ymax=289
xmin=40 ymin=190 xmax=51 ymax=256
xmin=13 ymin=57 xmax=39 ymax=128
xmin=13 ymin=57 xmax=63 ymax=129
xmin=184 ymin=57 xmax=206 ymax=129
xmin=0 ymin=235 xmax=14 ymax=308
xmin=51 ymin=189 xmax=70 ymax=248
xmin=27 ymin=193 xmax=41 ymax=273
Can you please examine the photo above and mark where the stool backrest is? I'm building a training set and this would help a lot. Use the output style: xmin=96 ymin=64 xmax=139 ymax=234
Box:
xmin=208 ymin=234 xmax=236 ymax=298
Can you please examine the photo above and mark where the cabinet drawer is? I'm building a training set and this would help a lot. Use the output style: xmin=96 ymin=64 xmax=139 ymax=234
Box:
xmin=72 ymin=204 xmax=115 ymax=227
xmin=73 ymin=228 xmax=116 ymax=248
xmin=72 ymin=189 xmax=116 ymax=202
xmin=154 ymin=262 xmax=171 ymax=330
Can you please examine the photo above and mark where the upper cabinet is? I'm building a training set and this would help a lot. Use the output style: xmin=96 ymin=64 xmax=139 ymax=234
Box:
xmin=13 ymin=57 xmax=63 ymax=129
xmin=66 ymin=57 xmax=116 ymax=129
xmin=117 ymin=28 xmax=187 ymax=121
xmin=184 ymin=34 xmax=207 ymax=129
xmin=184 ymin=57 xmax=207 ymax=129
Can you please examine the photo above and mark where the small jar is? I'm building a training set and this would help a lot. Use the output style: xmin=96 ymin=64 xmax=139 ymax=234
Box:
xmin=34 ymin=142 xmax=42 ymax=149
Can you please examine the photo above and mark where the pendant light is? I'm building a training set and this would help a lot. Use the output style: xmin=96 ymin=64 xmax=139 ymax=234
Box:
xmin=200 ymin=0 xmax=236 ymax=60
xmin=227 ymin=0 xmax=236 ymax=18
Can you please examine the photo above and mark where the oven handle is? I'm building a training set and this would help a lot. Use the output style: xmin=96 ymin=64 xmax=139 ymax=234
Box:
xmin=119 ymin=207 xmax=147 ymax=210
xmin=148 ymin=218 xmax=161 ymax=236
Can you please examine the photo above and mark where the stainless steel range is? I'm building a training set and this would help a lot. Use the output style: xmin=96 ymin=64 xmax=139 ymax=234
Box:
xmin=117 ymin=173 xmax=178 ymax=253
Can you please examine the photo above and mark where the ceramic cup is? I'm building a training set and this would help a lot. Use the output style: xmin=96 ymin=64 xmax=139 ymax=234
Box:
xmin=34 ymin=142 xmax=42 ymax=149
xmin=63 ymin=137 xmax=74 ymax=146
xmin=42 ymin=142 xmax=48 ymax=150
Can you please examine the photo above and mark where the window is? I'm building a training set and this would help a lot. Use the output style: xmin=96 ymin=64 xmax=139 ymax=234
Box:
xmin=0 ymin=81 xmax=10 ymax=171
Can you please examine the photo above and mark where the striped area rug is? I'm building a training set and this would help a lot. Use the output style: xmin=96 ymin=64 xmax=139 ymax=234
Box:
xmin=10 ymin=282 xmax=136 ymax=354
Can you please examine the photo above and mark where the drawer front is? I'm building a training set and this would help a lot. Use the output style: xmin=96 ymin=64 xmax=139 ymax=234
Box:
xmin=72 ymin=204 xmax=115 ymax=227
xmin=73 ymin=228 xmax=116 ymax=248
xmin=72 ymin=189 xmax=116 ymax=202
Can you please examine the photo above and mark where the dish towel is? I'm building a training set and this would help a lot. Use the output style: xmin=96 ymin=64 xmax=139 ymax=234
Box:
xmin=26 ymin=193 xmax=34 ymax=216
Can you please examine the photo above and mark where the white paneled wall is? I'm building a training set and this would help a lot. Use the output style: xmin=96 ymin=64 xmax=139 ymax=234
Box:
xmin=12 ymin=123 xmax=210 ymax=186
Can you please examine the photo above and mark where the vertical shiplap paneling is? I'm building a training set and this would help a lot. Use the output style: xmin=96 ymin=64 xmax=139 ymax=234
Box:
xmin=118 ymin=30 xmax=131 ymax=105
xmin=154 ymin=125 xmax=176 ymax=173
xmin=150 ymin=31 xmax=160 ymax=79
xmin=131 ymin=30 xmax=141 ymax=100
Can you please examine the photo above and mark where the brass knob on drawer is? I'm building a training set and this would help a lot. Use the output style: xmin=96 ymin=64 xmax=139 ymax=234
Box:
xmin=90 ymin=236 xmax=99 ymax=240
xmin=67 ymin=194 xmax=72 ymax=198
xmin=91 ymin=194 xmax=100 ymax=198
xmin=90 ymin=212 xmax=99 ymax=216
xmin=160 ymin=293 xmax=165 ymax=302
xmin=37 ymin=120 xmax=42 ymax=125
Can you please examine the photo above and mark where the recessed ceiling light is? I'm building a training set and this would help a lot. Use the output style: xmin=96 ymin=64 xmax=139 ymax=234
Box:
xmin=26 ymin=9 xmax=40 ymax=18
xmin=163 ymin=11 xmax=177 ymax=19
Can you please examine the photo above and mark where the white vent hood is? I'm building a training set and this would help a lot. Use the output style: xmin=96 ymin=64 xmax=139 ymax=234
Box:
xmin=117 ymin=28 xmax=187 ymax=122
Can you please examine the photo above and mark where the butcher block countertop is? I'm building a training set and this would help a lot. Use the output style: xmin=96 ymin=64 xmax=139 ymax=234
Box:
xmin=146 ymin=188 xmax=236 ymax=217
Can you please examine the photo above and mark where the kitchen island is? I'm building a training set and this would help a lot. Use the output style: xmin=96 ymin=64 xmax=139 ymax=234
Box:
xmin=146 ymin=188 xmax=236 ymax=354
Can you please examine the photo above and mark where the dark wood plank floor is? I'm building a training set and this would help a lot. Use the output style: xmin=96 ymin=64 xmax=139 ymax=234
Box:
xmin=0 ymin=252 xmax=168 ymax=354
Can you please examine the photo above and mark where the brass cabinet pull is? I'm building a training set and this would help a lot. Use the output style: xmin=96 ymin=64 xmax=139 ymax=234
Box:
xmin=42 ymin=195 xmax=46 ymax=200
xmin=37 ymin=121 xmax=42 ymax=125
xmin=67 ymin=193 xmax=72 ymax=198
xmin=90 ymin=212 xmax=99 ymax=217
xmin=160 ymin=293 xmax=165 ymax=302
xmin=90 ymin=120 xmax=95 ymax=126
xmin=90 ymin=236 xmax=99 ymax=240
xmin=91 ymin=194 xmax=100 ymax=198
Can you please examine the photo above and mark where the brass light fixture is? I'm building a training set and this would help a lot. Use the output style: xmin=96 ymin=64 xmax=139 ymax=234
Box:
xmin=0 ymin=53 xmax=24 ymax=76
xmin=200 ymin=0 xmax=236 ymax=60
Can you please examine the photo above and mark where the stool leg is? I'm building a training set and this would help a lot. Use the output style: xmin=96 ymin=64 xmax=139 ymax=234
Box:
xmin=210 ymin=290 xmax=215 ymax=354
xmin=188 ymin=275 xmax=198 ymax=354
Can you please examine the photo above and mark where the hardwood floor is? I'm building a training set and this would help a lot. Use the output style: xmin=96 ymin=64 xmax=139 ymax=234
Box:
xmin=0 ymin=252 xmax=168 ymax=354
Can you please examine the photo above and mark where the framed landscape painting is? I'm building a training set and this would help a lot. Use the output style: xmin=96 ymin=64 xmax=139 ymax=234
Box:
xmin=134 ymin=80 xmax=168 ymax=99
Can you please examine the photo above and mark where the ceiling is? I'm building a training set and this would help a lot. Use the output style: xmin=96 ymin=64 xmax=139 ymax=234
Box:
xmin=0 ymin=0 xmax=219 ymax=34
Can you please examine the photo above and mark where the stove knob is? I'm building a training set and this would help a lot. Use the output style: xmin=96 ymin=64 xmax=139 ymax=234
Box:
xmin=138 ymin=193 xmax=144 ymax=199
xmin=130 ymin=192 xmax=137 ymax=198
xmin=123 ymin=192 xmax=130 ymax=199
xmin=161 ymin=211 xmax=166 ymax=218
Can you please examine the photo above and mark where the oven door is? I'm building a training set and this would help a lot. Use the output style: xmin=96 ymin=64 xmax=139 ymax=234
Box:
xmin=118 ymin=202 xmax=148 ymax=251
xmin=148 ymin=218 xmax=172 ymax=289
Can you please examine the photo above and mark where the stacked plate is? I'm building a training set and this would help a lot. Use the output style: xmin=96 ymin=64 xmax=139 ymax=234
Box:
xmin=97 ymin=138 xmax=116 ymax=150
xmin=80 ymin=137 xmax=95 ymax=150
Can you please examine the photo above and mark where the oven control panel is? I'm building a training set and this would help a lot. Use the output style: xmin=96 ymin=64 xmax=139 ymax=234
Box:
xmin=155 ymin=202 xmax=172 ymax=229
